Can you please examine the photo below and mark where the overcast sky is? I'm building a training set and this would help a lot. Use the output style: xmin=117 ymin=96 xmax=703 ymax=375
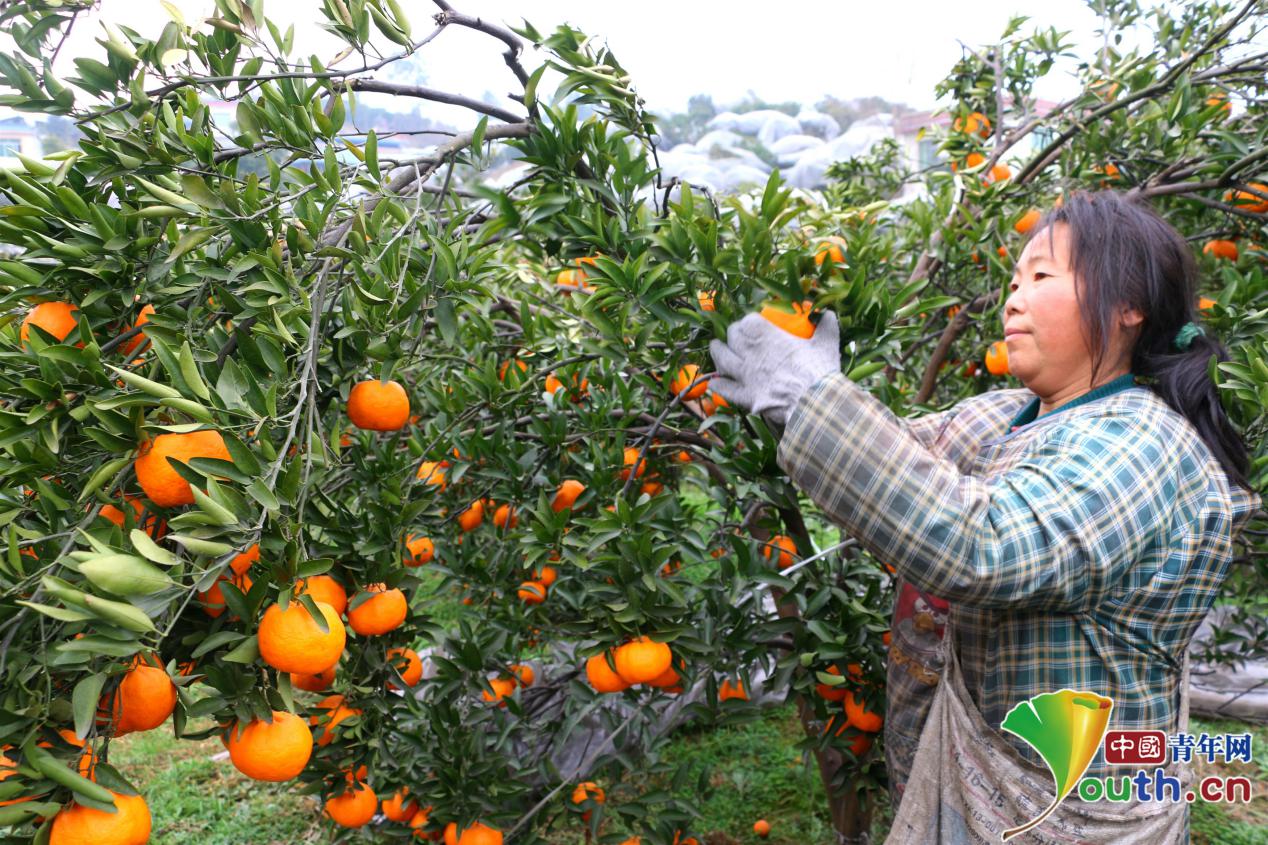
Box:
xmin=48 ymin=0 xmax=1122 ymax=124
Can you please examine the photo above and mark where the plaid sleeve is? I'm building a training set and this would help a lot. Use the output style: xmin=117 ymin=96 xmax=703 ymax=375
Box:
xmin=777 ymin=372 xmax=1171 ymax=610
xmin=896 ymin=405 xmax=957 ymax=451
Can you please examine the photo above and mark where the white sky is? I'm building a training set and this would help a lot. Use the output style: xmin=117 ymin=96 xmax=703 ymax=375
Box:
xmin=48 ymin=0 xmax=1121 ymax=124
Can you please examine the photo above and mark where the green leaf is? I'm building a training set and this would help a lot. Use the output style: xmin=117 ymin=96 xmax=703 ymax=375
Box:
xmin=130 ymin=529 xmax=178 ymax=566
xmin=72 ymin=673 xmax=106 ymax=739
xmin=79 ymin=554 xmax=176 ymax=596
xmin=178 ymin=341 xmax=211 ymax=400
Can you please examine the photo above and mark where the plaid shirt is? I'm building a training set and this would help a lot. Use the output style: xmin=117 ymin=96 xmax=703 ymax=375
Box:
xmin=777 ymin=371 xmax=1261 ymax=781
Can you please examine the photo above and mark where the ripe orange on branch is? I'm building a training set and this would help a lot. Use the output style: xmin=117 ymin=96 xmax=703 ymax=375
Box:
xmin=585 ymin=652 xmax=629 ymax=693
xmin=814 ymin=236 xmax=847 ymax=267
xmin=416 ymin=460 xmax=449 ymax=491
xmin=481 ymin=676 xmax=516 ymax=706
xmin=551 ymin=479 xmax=586 ymax=512
xmin=347 ymin=584 xmax=408 ymax=635
xmin=295 ymin=574 xmax=348 ymax=616
xmin=405 ymin=534 xmax=435 ymax=566
xmin=761 ymin=535 xmax=797 ymax=569
xmin=291 ymin=666 xmax=336 ymax=692
xmin=619 ymin=446 xmax=647 ymax=481
xmin=953 ymin=110 xmax=992 ymax=138
xmin=225 ymin=711 xmax=313 ymax=781
xmin=985 ymin=340 xmax=1010 ymax=376
xmin=99 ymin=653 xmax=177 ymax=736
xmin=134 ymin=430 xmax=233 ymax=508
xmin=613 ymin=636 xmax=673 ymax=685
xmin=457 ymin=499 xmax=485 ymax=532
xmin=49 ymin=790 xmax=151 ymax=845
xmin=20 ymin=300 xmax=79 ymax=346
xmin=1013 ymin=208 xmax=1041 ymax=235
xmin=386 ymin=647 xmax=423 ymax=689
xmin=669 ymin=364 xmax=708 ymax=400
xmin=1224 ymin=183 xmax=1268 ymax=213
xmin=1203 ymin=239 xmax=1238 ymax=261
xmin=517 ymin=580 xmax=547 ymax=605
xmin=325 ymin=780 xmax=378 ymax=828
xmin=382 ymin=788 xmax=420 ymax=822
xmin=760 ymin=300 xmax=815 ymax=338
xmin=347 ymin=379 xmax=410 ymax=431
xmin=258 ymin=599 xmax=346 ymax=674
xmin=844 ymin=690 xmax=884 ymax=733
xmin=312 ymin=694 xmax=362 ymax=746
xmin=719 ymin=678 xmax=748 ymax=701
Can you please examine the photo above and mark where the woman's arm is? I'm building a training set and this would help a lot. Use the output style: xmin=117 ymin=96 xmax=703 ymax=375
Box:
xmin=777 ymin=372 xmax=1176 ymax=610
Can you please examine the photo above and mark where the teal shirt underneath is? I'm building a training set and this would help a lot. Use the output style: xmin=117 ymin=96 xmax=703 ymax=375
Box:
xmin=1007 ymin=373 xmax=1141 ymax=433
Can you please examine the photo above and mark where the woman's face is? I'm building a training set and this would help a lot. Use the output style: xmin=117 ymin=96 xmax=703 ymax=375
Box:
xmin=1003 ymin=222 xmax=1142 ymax=404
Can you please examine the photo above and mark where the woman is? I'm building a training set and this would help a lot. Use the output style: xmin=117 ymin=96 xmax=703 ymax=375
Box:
xmin=709 ymin=190 xmax=1260 ymax=842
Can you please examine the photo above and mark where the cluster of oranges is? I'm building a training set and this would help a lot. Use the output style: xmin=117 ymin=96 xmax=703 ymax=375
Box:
xmin=817 ymin=662 xmax=884 ymax=756
xmin=585 ymin=636 xmax=680 ymax=694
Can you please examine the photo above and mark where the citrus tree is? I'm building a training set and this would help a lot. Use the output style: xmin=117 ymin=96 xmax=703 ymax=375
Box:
xmin=0 ymin=0 xmax=1265 ymax=844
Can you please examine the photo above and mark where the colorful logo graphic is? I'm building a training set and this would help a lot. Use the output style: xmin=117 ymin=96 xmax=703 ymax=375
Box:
xmin=998 ymin=688 xmax=1115 ymax=840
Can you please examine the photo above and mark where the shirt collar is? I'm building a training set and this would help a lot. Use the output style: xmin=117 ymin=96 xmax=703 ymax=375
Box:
xmin=1007 ymin=373 xmax=1142 ymax=433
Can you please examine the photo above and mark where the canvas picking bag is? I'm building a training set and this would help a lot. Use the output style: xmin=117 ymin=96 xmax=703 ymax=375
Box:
xmin=885 ymin=627 xmax=1192 ymax=844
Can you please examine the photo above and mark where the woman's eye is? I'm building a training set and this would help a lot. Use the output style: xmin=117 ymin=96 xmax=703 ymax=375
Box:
xmin=1033 ymin=272 xmax=1049 ymax=280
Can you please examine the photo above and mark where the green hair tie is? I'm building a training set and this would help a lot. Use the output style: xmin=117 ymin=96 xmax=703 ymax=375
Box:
xmin=1173 ymin=322 xmax=1205 ymax=351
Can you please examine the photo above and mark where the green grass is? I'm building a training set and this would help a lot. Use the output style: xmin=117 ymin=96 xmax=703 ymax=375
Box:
xmin=1189 ymin=716 xmax=1268 ymax=845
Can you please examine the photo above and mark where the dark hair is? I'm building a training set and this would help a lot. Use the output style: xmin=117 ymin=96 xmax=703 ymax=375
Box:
xmin=1023 ymin=189 xmax=1253 ymax=494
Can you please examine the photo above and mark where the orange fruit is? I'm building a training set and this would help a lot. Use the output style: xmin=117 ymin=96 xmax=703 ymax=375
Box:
xmin=291 ymin=666 xmax=336 ymax=692
xmin=954 ymin=151 xmax=986 ymax=172
xmin=134 ymin=430 xmax=232 ymax=508
xmin=416 ymin=460 xmax=449 ymax=491
xmin=198 ymin=570 xmax=252 ymax=619
xmin=719 ymin=678 xmax=747 ymax=701
xmin=450 ymin=822 xmax=503 ymax=845
xmin=229 ymin=543 xmax=259 ymax=575
xmin=98 ymin=494 xmax=166 ymax=538
xmin=533 ymin=565 xmax=557 ymax=587
xmin=987 ymin=163 xmax=1011 ymax=183
xmin=761 ymin=535 xmax=797 ymax=569
xmin=619 ymin=446 xmax=646 ymax=481
xmin=660 ymin=559 xmax=681 ymax=577
xmin=675 ymin=450 xmax=692 ymax=463
xmin=813 ymin=235 xmax=847 ymax=267
xmin=647 ymin=661 xmax=682 ymax=690
xmin=699 ymin=391 xmax=729 ymax=416
xmin=882 ymin=631 xmax=892 ymax=646
xmin=1090 ymin=78 xmax=1119 ymax=100
xmin=404 ymin=534 xmax=434 ymax=566
xmin=481 ymin=676 xmax=516 ymax=706
xmin=120 ymin=304 xmax=155 ymax=357
xmin=347 ymin=379 xmax=410 ymax=431
xmin=544 ymin=371 xmax=590 ymax=400
xmin=348 ymin=584 xmax=408 ymax=636
xmin=457 ymin=499 xmax=484 ymax=532
xmin=669 ymin=364 xmax=708 ymax=400
xmin=844 ymin=690 xmax=883 ymax=732
xmin=760 ymin=300 xmax=815 ymax=338
xmin=498 ymin=358 xmax=529 ymax=382
xmin=1198 ymin=297 xmax=1216 ymax=312
xmin=556 ymin=267 xmax=594 ymax=294
xmin=953 ymin=110 xmax=991 ymax=138
xmin=585 ymin=652 xmax=629 ymax=693
xmin=325 ymin=780 xmax=378 ymax=828
xmin=20 ymin=301 xmax=79 ymax=346
xmin=517 ymin=580 xmax=547 ymax=605
xmin=613 ymin=636 xmax=672 ymax=685
xmin=1224 ymin=183 xmax=1268 ymax=213
xmin=296 ymin=575 xmax=348 ymax=616
xmin=1206 ymin=91 xmax=1233 ymax=115
xmin=387 ymin=647 xmax=423 ymax=689
xmin=311 ymin=694 xmax=362 ymax=746
xmin=510 ymin=664 xmax=535 ymax=687
xmin=551 ymin=479 xmax=586 ymax=513
xmin=382 ymin=788 xmax=420 ymax=822
xmin=1013 ymin=208 xmax=1041 ymax=235
xmin=754 ymin=819 xmax=771 ymax=838
xmin=1203 ymin=239 xmax=1238 ymax=261
xmin=100 ymin=653 xmax=177 ymax=736
xmin=985 ymin=340 xmax=1010 ymax=376
xmin=258 ymin=600 xmax=346 ymax=674
xmin=492 ymin=504 xmax=518 ymax=529
xmin=571 ymin=781 xmax=605 ymax=805
xmin=697 ymin=289 xmax=716 ymax=311
xmin=407 ymin=805 xmax=436 ymax=837
xmin=225 ymin=711 xmax=313 ymax=781
xmin=50 ymin=790 xmax=151 ymax=845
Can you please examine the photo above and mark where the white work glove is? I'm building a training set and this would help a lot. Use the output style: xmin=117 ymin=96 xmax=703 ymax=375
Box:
xmin=708 ymin=310 xmax=841 ymax=429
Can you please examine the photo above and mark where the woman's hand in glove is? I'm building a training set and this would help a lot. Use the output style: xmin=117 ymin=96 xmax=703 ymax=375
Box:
xmin=707 ymin=309 xmax=841 ymax=429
